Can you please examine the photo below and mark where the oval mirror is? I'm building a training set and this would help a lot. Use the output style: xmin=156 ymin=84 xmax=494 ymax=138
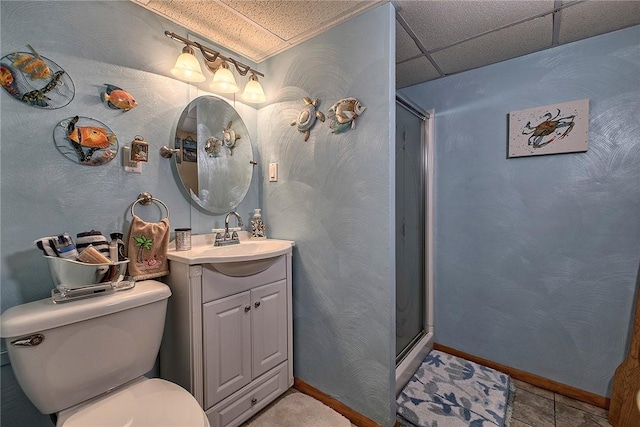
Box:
xmin=173 ymin=96 xmax=253 ymax=214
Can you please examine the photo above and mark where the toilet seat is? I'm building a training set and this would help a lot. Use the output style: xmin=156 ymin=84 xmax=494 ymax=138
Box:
xmin=57 ymin=377 xmax=210 ymax=427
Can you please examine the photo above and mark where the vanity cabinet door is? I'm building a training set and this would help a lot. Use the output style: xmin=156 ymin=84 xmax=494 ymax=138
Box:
xmin=204 ymin=291 xmax=252 ymax=409
xmin=251 ymin=280 xmax=287 ymax=378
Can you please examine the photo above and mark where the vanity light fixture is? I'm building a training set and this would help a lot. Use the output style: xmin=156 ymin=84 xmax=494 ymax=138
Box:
xmin=165 ymin=31 xmax=266 ymax=103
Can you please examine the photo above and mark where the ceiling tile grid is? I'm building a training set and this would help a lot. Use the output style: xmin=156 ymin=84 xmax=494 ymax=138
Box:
xmin=133 ymin=0 xmax=640 ymax=89
xmin=396 ymin=21 xmax=423 ymax=62
xmin=395 ymin=0 xmax=640 ymax=87
xmin=431 ymin=14 xmax=553 ymax=75
xmin=558 ymin=0 xmax=640 ymax=44
xmin=395 ymin=0 xmax=554 ymax=52
xmin=397 ymin=55 xmax=441 ymax=88
xmin=144 ymin=0 xmax=288 ymax=60
xmin=221 ymin=0 xmax=377 ymax=41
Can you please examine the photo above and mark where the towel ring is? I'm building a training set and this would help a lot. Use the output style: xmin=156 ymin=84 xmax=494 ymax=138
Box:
xmin=131 ymin=192 xmax=170 ymax=219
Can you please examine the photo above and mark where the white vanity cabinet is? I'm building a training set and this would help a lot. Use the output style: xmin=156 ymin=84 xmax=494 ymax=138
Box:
xmin=161 ymin=242 xmax=293 ymax=427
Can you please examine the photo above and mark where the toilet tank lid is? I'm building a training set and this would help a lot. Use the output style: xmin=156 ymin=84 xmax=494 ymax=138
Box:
xmin=0 ymin=280 xmax=171 ymax=338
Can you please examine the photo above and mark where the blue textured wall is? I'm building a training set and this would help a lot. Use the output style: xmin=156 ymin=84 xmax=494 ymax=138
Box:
xmin=0 ymin=2 xmax=260 ymax=424
xmin=258 ymin=4 xmax=397 ymax=425
xmin=1 ymin=2 xmax=397 ymax=426
xmin=400 ymin=25 xmax=640 ymax=397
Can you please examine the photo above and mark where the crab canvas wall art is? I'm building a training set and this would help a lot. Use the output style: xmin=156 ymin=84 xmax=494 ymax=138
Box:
xmin=508 ymin=99 xmax=589 ymax=158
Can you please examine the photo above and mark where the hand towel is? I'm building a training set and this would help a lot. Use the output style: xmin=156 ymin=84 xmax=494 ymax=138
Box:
xmin=126 ymin=215 xmax=170 ymax=280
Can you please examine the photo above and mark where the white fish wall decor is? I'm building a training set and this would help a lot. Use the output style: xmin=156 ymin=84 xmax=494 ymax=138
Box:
xmin=327 ymin=97 xmax=366 ymax=134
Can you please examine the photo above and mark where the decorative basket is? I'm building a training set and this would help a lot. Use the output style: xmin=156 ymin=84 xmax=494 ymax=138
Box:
xmin=45 ymin=256 xmax=129 ymax=287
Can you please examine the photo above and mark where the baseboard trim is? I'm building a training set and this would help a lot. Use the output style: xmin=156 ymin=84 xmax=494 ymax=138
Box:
xmin=294 ymin=377 xmax=382 ymax=427
xmin=433 ymin=343 xmax=610 ymax=410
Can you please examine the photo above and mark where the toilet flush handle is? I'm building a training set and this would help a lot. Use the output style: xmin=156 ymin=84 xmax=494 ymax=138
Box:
xmin=11 ymin=334 xmax=44 ymax=347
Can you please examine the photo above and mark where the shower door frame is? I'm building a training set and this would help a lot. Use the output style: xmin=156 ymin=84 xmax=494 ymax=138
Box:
xmin=395 ymin=97 xmax=435 ymax=395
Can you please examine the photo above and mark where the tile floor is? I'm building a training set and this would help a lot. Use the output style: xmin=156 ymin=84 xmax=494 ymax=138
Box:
xmin=239 ymin=389 xmax=358 ymax=427
xmin=247 ymin=379 xmax=612 ymax=427
xmin=509 ymin=379 xmax=612 ymax=427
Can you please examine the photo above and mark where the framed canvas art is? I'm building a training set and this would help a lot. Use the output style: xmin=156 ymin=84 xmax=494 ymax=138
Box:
xmin=508 ymin=99 xmax=589 ymax=158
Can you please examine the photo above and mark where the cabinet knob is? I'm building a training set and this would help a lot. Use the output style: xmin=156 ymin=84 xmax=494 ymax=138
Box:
xmin=245 ymin=305 xmax=251 ymax=312
xmin=251 ymin=397 xmax=258 ymax=405
xmin=254 ymin=301 xmax=261 ymax=308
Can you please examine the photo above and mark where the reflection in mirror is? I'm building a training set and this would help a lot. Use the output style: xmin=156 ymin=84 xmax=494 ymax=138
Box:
xmin=174 ymin=96 xmax=253 ymax=214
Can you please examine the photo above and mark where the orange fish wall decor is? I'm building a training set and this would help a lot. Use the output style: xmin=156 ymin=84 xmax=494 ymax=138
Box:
xmin=101 ymin=84 xmax=137 ymax=111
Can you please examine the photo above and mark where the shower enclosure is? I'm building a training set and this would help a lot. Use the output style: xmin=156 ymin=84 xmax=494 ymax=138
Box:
xmin=395 ymin=96 xmax=434 ymax=394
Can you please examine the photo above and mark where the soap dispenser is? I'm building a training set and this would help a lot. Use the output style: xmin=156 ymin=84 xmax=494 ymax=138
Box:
xmin=250 ymin=209 xmax=266 ymax=239
xmin=109 ymin=233 xmax=126 ymax=262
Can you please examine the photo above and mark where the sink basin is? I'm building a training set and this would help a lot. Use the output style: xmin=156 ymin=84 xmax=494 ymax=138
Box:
xmin=167 ymin=233 xmax=294 ymax=265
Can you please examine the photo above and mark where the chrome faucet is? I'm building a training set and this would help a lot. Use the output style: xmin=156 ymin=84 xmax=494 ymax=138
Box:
xmin=215 ymin=211 xmax=244 ymax=246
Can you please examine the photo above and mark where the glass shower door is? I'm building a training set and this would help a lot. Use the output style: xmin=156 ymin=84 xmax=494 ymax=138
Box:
xmin=395 ymin=100 xmax=425 ymax=362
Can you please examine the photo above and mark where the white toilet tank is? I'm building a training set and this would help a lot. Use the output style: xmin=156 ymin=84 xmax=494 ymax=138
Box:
xmin=0 ymin=280 xmax=171 ymax=415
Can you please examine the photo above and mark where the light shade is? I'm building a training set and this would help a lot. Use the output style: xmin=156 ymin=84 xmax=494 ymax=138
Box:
xmin=210 ymin=64 xmax=239 ymax=93
xmin=170 ymin=46 xmax=205 ymax=82
xmin=241 ymin=75 xmax=266 ymax=103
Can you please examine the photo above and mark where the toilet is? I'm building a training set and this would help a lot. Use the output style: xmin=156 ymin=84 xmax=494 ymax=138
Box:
xmin=0 ymin=280 xmax=210 ymax=427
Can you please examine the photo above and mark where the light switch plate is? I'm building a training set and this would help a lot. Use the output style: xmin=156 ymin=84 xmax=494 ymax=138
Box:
xmin=269 ymin=162 xmax=278 ymax=182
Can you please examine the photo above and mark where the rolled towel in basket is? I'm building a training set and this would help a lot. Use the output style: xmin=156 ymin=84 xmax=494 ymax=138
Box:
xmin=34 ymin=237 xmax=57 ymax=257
xmin=126 ymin=215 xmax=170 ymax=280
xmin=76 ymin=230 xmax=110 ymax=257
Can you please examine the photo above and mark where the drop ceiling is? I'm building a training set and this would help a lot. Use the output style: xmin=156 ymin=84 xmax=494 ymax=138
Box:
xmin=134 ymin=0 xmax=640 ymax=89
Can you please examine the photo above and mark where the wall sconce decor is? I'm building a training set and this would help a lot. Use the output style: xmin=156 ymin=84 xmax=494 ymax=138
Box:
xmin=131 ymin=136 xmax=149 ymax=163
xmin=124 ymin=135 xmax=149 ymax=173
xmin=165 ymin=31 xmax=266 ymax=103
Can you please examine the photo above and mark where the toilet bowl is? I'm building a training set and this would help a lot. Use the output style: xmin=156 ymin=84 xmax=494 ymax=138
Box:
xmin=56 ymin=377 xmax=209 ymax=427
xmin=0 ymin=280 xmax=209 ymax=427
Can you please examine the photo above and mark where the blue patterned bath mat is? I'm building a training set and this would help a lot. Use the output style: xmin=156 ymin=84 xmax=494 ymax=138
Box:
xmin=397 ymin=350 xmax=510 ymax=427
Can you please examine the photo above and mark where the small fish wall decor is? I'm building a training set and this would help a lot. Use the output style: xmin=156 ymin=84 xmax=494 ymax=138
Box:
xmin=53 ymin=116 xmax=118 ymax=166
xmin=291 ymin=97 xmax=325 ymax=141
xmin=327 ymin=97 xmax=366 ymax=134
xmin=0 ymin=45 xmax=75 ymax=109
xmin=0 ymin=66 xmax=19 ymax=97
xmin=101 ymin=84 xmax=137 ymax=111
xmin=11 ymin=45 xmax=50 ymax=80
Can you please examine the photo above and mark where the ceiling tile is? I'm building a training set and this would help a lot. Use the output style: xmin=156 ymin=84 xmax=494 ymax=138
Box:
xmin=397 ymin=56 xmax=442 ymax=88
xmin=397 ymin=23 xmax=422 ymax=62
xmin=396 ymin=0 xmax=554 ymax=51
xmin=431 ymin=15 xmax=552 ymax=75
xmin=221 ymin=0 xmax=377 ymax=42
xmin=558 ymin=0 xmax=640 ymax=44
xmin=146 ymin=0 xmax=288 ymax=61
